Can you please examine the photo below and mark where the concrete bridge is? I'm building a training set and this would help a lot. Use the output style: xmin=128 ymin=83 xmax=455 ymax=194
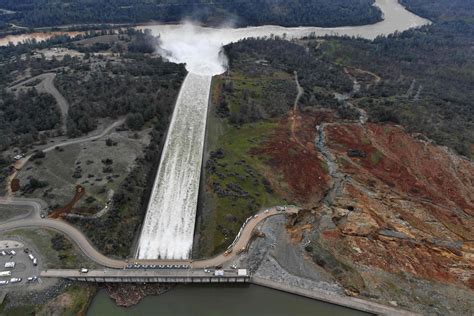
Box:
xmin=41 ymin=268 xmax=250 ymax=283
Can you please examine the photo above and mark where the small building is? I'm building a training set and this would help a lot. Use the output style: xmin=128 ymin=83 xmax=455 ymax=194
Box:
xmin=237 ymin=269 xmax=248 ymax=277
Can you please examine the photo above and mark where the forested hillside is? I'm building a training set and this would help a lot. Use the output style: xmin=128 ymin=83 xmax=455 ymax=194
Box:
xmin=401 ymin=0 xmax=473 ymax=22
xmin=0 ymin=0 xmax=381 ymax=28
xmin=0 ymin=89 xmax=60 ymax=150
xmin=316 ymin=0 xmax=474 ymax=157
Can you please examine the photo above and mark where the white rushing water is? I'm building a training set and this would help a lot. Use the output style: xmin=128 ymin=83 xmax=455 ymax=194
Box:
xmin=135 ymin=0 xmax=430 ymax=259
xmin=136 ymin=73 xmax=212 ymax=259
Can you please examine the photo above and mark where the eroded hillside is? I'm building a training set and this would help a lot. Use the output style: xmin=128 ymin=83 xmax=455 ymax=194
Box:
xmin=260 ymin=114 xmax=474 ymax=313
xmin=291 ymin=122 xmax=474 ymax=288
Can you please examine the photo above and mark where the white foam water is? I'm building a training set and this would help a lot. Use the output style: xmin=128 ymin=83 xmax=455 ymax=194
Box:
xmin=136 ymin=73 xmax=212 ymax=259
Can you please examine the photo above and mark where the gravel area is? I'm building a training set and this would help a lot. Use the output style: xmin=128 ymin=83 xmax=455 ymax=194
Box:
xmin=237 ymin=216 xmax=343 ymax=295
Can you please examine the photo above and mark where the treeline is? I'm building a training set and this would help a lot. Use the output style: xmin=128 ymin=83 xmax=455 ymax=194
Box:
xmin=56 ymin=54 xmax=185 ymax=137
xmin=318 ymin=20 xmax=474 ymax=157
xmin=225 ymin=37 xmax=352 ymax=97
xmin=401 ymin=0 xmax=474 ymax=22
xmin=214 ymin=38 xmax=352 ymax=126
xmin=0 ymin=0 xmax=381 ymax=28
xmin=0 ymin=89 xmax=60 ymax=151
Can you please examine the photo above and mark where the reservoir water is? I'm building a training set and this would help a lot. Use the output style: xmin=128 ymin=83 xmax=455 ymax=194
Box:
xmin=87 ymin=285 xmax=371 ymax=316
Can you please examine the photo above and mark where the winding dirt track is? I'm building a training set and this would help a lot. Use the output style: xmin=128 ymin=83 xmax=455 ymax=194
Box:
xmin=4 ymin=119 xmax=124 ymax=196
xmin=9 ymin=73 xmax=69 ymax=131
xmin=289 ymin=71 xmax=307 ymax=151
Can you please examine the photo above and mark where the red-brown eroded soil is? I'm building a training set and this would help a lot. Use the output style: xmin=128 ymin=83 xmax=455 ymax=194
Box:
xmin=251 ymin=110 xmax=333 ymax=205
xmin=326 ymin=123 xmax=474 ymax=240
xmin=316 ymin=122 xmax=474 ymax=288
xmin=50 ymin=185 xmax=85 ymax=219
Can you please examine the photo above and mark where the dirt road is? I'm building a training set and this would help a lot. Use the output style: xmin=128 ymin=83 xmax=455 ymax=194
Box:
xmin=4 ymin=119 xmax=125 ymax=196
xmin=9 ymin=73 xmax=69 ymax=131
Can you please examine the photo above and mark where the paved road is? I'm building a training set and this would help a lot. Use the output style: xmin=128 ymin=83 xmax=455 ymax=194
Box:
xmin=0 ymin=203 xmax=298 ymax=269
xmin=0 ymin=197 xmax=46 ymax=221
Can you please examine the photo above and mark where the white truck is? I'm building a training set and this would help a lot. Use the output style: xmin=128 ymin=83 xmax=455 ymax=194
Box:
xmin=0 ymin=271 xmax=12 ymax=277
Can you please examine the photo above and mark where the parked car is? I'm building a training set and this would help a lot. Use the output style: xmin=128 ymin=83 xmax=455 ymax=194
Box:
xmin=10 ymin=278 xmax=22 ymax=283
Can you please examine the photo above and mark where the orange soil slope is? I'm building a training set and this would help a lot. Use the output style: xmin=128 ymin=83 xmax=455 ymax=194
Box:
xmin=319 ymin=123 xmax=473 ymax=288
xmin=252 ymin=110 xmax=332 ymax=205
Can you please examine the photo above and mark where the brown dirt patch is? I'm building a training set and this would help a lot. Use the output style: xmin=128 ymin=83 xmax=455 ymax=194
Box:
xmin=251 ymin=110 xmax=333 ymax=205
xmin=326 ymin=123 xmax=474 ymax=223
xmin=50 ymin=185 xmax=85 ymax=219
xmin=315 ymin=122 xmax=474 ymax=287
xmin=10 ymin=179 xmax=20 ymax=193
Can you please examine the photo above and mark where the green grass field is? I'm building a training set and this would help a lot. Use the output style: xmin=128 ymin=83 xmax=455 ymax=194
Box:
xmin=197 ymin=72 xmax=292 ymax=257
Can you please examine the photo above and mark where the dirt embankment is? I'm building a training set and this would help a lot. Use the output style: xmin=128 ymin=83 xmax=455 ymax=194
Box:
xmin=251 ymin=110 xmax=333 ymax=206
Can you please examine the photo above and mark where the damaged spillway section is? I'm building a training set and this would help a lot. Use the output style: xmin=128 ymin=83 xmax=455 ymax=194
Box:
xmin=136 ymin=73 xmax=212 ymax=260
